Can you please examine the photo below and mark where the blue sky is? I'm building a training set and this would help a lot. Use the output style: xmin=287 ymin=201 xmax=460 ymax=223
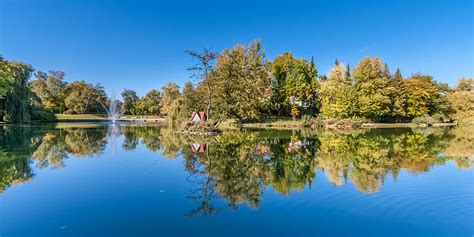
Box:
xmin=1 ymin=0 xmax=472 ymax=96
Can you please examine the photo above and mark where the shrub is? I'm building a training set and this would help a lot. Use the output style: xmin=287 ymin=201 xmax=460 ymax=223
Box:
xmin=180 ymin=121 xmax=221 ymax=134
xmin=350 ymin=116 xmax=369 ymax=127
xmin=411 ymin=114 xmax=436 ymax=126
xmin=300 ymin=115 xmax=312 ymax=127
xmin=301 ymin=115 xmax=326 ymax=128
xmin=302 ymin=116 xmax=368 ymax=129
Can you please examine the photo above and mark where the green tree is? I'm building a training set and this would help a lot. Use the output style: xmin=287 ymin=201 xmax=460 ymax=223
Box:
xmin=345 ymin=64 xmax=351 ymax=82
xmin=284 ymin=58 xmax=318 ymax=114
xmin=352 ymin=56 xmax=393 ymax=120
xmin=271 ymin=52 xmax=318 ymax=115
xmin=180 ymin=82 xmax=198 ymax=118
xmin=30 ymin=70 xmax=67 ymax=113
xmin=65 ymin=81 xmax=107 ymax=114
xmin=403 ymin=74 xmax=450 ymax=119
xmin=319 ymin=63 xmax=354 ymax=118
xmin=186 ymin=48 xmax=217 ymax=119
xmin=160 ymin=82 xmax=181 ymax=116
xmin=210 ymin=40 xmax=272 ymax=122
xmin=141 ymin=89 xmax=162 ymax=116
xmin=121 ymin=89 xmax=139 ymax=115
xmin=271 ymin=52 xmax=294 ymax=115
xmin=447 ymin=78 xmax=473 ymax=124
xmin=0 ymin=56 xmax=12 ymax=100
xmin=0 ymin=59 xmax=34 ymax=123
xmin=388 ymin=68 xmax=406 ymax=120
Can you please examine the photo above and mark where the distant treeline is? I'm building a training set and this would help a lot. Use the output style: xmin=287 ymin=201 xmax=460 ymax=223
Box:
xmin=1 ymin=40 xmax=473 ymax=124
xmin=0 ymin=56 xmax=108 ymax=123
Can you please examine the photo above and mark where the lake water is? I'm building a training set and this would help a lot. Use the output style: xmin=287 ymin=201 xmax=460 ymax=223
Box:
xmin=0 ymin=123 xmax=472 ymax=236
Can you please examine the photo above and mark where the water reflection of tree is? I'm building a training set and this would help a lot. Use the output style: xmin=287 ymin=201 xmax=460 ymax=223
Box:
xmin=0 ymin=124 xmax=108 ymax=193
xmin=0 ymin=124 xmax=472 ymax=209
xmin=317 ymin=128 xmax=454 ymax=193
xmin=0 ymin=158 xmax=34 ymax=193
xmin=177 ymin=127 xmax=472 ymax=211
xmin=184 ymin=149 xmax=220 ymax=218
xmin=443 ymin=126 xmax=474 ymax=169
xmin=178 ymin=131 xmax=319 ymax=215
xmin=0 ymin=125 xmax=47 ymax=192
xmin=31 ymin=127 xmax=108 ymax=168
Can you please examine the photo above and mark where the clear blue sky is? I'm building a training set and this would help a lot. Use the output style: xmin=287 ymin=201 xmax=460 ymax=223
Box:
xmin=1 ymin=0 xmax=472 ymax=96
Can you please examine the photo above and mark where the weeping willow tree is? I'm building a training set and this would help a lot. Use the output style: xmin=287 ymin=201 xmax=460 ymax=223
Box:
xmin=0 ymin=56 xmax=33 ymax=123
xmin=0 ymin=56 xmax=51 ymax=123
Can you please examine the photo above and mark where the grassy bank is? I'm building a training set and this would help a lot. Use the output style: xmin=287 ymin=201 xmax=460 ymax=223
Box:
xmin=219 ymin=117 xmax=300 ymax=130
xmin=220 ymin=117 xmax=457 ymax=129
xmin=54 ymin=114 xmax=167 ymax=123
xmin=55 ymin=114 xmax=106 ymax=121
xmin=51 ymin=114 xmax=457 ymax=129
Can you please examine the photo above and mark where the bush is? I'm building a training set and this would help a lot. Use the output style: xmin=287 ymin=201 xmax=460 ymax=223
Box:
xmin=179 ymin=121 xmax=221 ymax=134
xmin=301 ymin=115 xmax=325 ymax=128
xmin=301 ymin=116 xmax=368 ymax=129
xmin=300 ymin=115 xmax=312 ymax=127
xmin=30 ymin=106 xmax=56 ymax=122
xmin=411 ymin=114 xmax=436 ymax=126
xmin=322 ymin=116 xmax=368 ymax=128
xmin=350 ymin=116 xmax=369 ymax=127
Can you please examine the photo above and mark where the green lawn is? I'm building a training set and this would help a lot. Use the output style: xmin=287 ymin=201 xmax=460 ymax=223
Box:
xmin=220 ymin=117 xmax=300 ymax=129
xmin=55 ymin=114 xmax=106 ymax=121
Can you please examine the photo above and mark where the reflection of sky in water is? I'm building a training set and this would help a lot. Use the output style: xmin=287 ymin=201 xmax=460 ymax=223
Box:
xmin=0 ymin=124 xmax=472 ymax=236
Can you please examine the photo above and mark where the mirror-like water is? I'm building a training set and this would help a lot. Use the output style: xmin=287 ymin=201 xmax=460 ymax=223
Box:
xmin=0 ymin=124 xmax=472 ymax=236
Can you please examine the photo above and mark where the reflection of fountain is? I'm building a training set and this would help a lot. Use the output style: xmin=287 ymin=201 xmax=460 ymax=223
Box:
xmin=107 ymin=123 xmax=121 ymax=157
xmin=99 ymin=91 xmax=120 ymax=124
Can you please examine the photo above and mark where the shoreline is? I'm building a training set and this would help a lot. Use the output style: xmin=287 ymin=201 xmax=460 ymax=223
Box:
xmin=4 ymin=114 xmax=459 ymax=130
xmin=225 ymin=121 xmax=458 ymax=129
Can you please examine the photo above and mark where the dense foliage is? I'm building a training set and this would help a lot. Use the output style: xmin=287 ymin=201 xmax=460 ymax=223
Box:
xmin=170 ymin=42 xmax=470 ymax=126
xmin=0 ymin=56 xmax=53 ymax=123
xmin=0 ymin=39 xmax=472 ymax=124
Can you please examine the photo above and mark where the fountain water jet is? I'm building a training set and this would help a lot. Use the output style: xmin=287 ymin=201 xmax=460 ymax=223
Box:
xmin=99 ymin=91 xmax=121 ymax=124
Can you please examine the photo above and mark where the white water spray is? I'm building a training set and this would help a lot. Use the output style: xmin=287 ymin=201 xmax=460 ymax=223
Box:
xmin=99 ymin=91 xmax=121 ymax=124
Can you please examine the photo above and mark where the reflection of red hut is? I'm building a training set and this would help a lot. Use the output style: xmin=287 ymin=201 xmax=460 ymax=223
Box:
xmin=191 ymin=111 xmax=207 ymax=122
xmin=287 ymin=136 xmax=303 ymax=153
xmin=190 ymin=144 xmax=206 ymax=153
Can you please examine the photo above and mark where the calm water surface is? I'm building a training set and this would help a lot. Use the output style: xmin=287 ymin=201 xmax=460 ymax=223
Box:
xmin=0 ymin=123 xmax=472 ymax=236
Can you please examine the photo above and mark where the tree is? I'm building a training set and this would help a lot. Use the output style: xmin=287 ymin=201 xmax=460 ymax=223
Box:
xmin=30 ymin=70 xmax=67 ymax=113
xmin=180 ymin=82 xmax=198 ymax=118
xmin=284 ymin=57 xmax=318 ymax=114
xmin=186 ymin=48 xmax=217 ymax=119
xmin=65 ymin=81 xmax=107 ymax=114
xmin=271 ymin=52 xmax=318 ymax=115
xmin=121 ymin=89 xmax=139 ymax=115
xmin=454 ymin=78 xmax=473 ymax=91
xmin=345 ymin=64 xmax=351 ymax=82
xmin=141 ymin=89 xmax=162 ymax=116
xmin=210 ymin=40 xmax=272 ymax=122
xmin=352 ymin=56 xmax=393 ymax=120
xmin=319 ymin=63 xmax=354 ymax=118
xmin=382 ymin=63 xmax=390 ymax=79
xmin=447 ymin=78 xmax=473 ymax=124
xmin=0 ymin=56 xmax=12 ymax=100
xmin=0 ymin=58 xmax=34 ymax=123
xmin=403 ymin=74 xmax=441 ymax=118
xmin=388 ymin=68 xmax=406 ymax=120
xmin=271 ymin=52 xmax=294 ymax=115
xmin=160 ymin=82 xmax=180 ymax=116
